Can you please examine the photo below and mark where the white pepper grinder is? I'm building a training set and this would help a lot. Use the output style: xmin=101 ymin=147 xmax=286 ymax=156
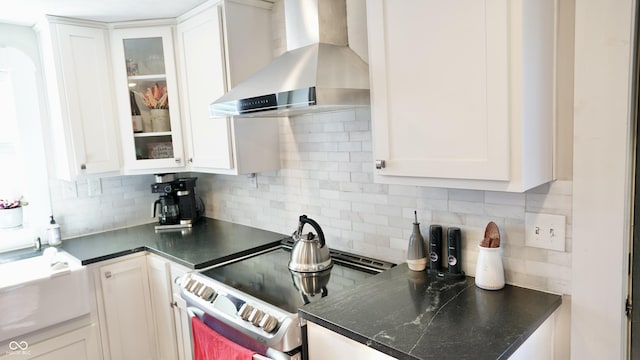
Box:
xmin=47 ymin=215 xmax=62 ymax=246
xmin=407 ymin=211 xmax=427 ymax=271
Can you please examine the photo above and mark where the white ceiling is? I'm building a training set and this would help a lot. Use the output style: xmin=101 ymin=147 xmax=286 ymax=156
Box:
xmin=0 ymin=0 xmax=211 ymax=26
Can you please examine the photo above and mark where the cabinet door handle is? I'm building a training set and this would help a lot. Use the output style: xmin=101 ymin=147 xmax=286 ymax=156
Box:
xmin=175 ymin=158 xmax=181 ymax=164
xmin=80 ymin=164 xmax=87 ymax=170
xmin=375 ymin=160 xmax=386 ymax=169
xmin=104 ymin=271 xmax=112 ymax=279
xmin=170 ymin=301 xmax=177 ymax=308
xmin=189 ymin=158 xmax=193 ymax=163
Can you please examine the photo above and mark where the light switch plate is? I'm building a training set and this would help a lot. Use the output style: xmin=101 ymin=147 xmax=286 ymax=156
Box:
xmin=87 ymin=178 xmax=102 ymax=196
xmin=525 ymin=212 xmax=566 ymax=252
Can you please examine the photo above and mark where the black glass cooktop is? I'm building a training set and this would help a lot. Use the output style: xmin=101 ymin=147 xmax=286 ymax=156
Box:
xmin=201 ymin=247 xmax=379 ymax=314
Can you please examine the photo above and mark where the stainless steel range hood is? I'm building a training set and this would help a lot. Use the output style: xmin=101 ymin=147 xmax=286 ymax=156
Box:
xmin=209 ymin=0 xmax=369 ymax=117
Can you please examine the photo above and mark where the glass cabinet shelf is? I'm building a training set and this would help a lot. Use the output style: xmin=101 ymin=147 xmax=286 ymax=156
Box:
xmin=133 ymin=131 xmax=171 ymax=138
xmin=127 ymin=74 xmax=166 ymax=81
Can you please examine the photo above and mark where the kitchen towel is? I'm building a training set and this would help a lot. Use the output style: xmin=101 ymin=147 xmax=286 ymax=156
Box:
xmin=191 ymin=316 xmax=257 ymax=360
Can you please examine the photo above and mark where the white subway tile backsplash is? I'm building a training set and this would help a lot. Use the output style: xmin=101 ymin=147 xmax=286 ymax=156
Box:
xmin=485 ymin=191 xmax=526 ymax=206
xmin=349 ymin=131 xmax=371 ymax=142
xmin=449 ymin=189 xmax=484 ymax=202
xmin=388 ymin=184 xmax=417 ymax=197
xmin=194 ymin=109 xmax=572 ymax=292
xmin=361 ymin=182 xmax=386 ymax=193
xmin=449 ymin=200 xmax=485 ymax=215
xmin=417 ymin=197 xmax=448 ymax=212
xmin=417 ymin=187 xmax=449 ymax=200
xmin=525 ymin=193 xmax=573 ymax=212
xmin=328 ymin=152 xmax=351 ymax=162
xmin=50 ymin=174 xmax=158 ymax=239
xmin=323 ymin=122 xmax=346 ymax=133
xmin=431 ymin=211 xmax=465 ymax=226
xmin=484 ymin=203 xmax=525 ymax=219
xmin=48 ymin=109 xmax=573 ymax=296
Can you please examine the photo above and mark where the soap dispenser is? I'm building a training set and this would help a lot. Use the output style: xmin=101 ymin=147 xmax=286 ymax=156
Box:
xmin=407 ymin=211 xmax=427 ymax=271
xmin=47 ymin=215 xmax=61 ymax=246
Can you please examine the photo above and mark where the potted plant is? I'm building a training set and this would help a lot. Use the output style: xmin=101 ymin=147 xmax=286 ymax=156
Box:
xmin=0 ymin=197 xmax=28 ymax=229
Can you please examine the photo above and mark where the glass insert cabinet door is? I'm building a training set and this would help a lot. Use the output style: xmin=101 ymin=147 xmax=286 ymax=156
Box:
xmin=111 ymin=26 xmax=184 ymax=171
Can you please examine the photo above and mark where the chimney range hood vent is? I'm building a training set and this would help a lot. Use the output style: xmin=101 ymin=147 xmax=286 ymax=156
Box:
xmin=209 ymin=0 xmax=369 ymax=117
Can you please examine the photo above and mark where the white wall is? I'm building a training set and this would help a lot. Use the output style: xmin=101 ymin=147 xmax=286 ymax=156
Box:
xmin=571 ymin=0 xmax=635 ymax=358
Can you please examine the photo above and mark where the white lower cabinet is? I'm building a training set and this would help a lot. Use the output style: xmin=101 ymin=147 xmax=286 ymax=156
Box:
xmin=93 ymin=253 xmax=192 ymax=360
xmin=169 ymin=263 xmax=194 ymax=360
xmin=146 ymin=255 xmax=193 ymax=360
xmin=306 ymin=322 xmax=394 ymax=360
xmin=93 ymin=254 xmax=158 ymax=360
xmin=308 ymin=310 xmax=557 ymax=360
xmin=508 ymin=311 xmax=555 ymax=360
xmin=0 ymin=324 xmax=100 ymax=360
xmin=147 ymin=255 xmax=180 ymax=360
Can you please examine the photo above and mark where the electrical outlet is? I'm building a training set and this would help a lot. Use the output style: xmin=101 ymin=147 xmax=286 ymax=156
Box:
xmin=525 ymin=212 xmax=566 ymax=252
xmin=61 ymin=181 xmax=78 ymax=199
xmin=87 ymin=178 xmax=102 ymax=196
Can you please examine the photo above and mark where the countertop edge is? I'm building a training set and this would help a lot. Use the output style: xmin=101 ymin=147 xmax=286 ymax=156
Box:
xmin=53 ymin=218 xmax=289 ymax=270
xmin=497 ymin=293 xmax=563 ymax=359
xmin=78 ymin=240 xmax=285 ymax=270
xmin=78 ymin=246 xmax=147 ymax=265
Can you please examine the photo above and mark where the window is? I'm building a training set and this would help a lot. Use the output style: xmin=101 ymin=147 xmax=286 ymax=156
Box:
xmin=0 ymin=70 xmax=26 ymax=201
xmin=0 ymin=46 xmax=51 ymax=252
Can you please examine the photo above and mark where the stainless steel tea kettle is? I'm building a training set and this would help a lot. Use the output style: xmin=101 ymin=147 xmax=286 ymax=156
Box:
xmin=288 ymin=215 xmax=333 ymax=272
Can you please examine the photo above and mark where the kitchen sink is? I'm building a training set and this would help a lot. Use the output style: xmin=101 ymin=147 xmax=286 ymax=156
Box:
xmin=0 ymin=249 xmax=90 ymax=342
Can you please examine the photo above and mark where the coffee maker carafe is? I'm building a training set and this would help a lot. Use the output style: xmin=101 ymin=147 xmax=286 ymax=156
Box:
xmin=153 ymin=195 xmax=180 ymax=225
xmin=151 ymin=174 xmax=203 ymax=230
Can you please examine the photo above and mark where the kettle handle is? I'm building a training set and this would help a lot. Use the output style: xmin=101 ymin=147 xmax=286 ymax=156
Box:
xmin=299 ymin=215 xmax=326 ymax=247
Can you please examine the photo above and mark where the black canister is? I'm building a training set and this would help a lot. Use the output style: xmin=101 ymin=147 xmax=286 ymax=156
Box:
xmin=429 ymin=225 xmax=443 ymax=271
xmin=447 ymin=227 xmax=462 ymax=274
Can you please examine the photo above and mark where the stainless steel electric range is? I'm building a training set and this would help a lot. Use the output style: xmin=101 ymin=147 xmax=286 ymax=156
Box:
xmin=180 ymin=239 xmax=395 ymax=359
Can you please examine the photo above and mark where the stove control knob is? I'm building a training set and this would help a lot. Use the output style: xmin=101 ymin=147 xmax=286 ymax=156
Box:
xmin=248 ymin=308 xmax=264 ymax=326
xmin=259 ymin=314 xmax=278 ymax=333
xmin=184 ymin=278 xmax=196 ymax=291
xmin=237 ymin=304 xmax=253 ymax=321
xmin=200 ymin=286 xmax=215 ymax=301
xmin=181 ymin=277 xmax=191 ymax=288
xmin=191 ymin=282 xmax=204 ymax=295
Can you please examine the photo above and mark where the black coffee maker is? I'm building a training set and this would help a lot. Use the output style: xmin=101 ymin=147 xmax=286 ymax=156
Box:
xmin=151 ymin=174 xmax=203 ymax=229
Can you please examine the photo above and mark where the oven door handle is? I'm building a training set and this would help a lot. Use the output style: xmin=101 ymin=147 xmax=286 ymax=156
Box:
xmin=186 ymin=305 xmax=204 ymax=320
xmin=252 ymin=354 xmax=271 ymax=360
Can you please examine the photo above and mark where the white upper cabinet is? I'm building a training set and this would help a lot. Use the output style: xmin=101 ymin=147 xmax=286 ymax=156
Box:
xmin=111 ymin=24 xmax=185 ymax=173
xmin=177 ymin=0 xmax=280 ymax=175
xmin=36 ymin=16 xmax=121 ymax=180
xmin=367 ymin=0 xmax=555 ymax=192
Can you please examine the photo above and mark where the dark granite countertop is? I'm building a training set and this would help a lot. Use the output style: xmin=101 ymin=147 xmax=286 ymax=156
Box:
xmin=56 ymin=218 xmax=287 ymax=269
xmin=299 ymin=263 xmax=562 ymax=360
